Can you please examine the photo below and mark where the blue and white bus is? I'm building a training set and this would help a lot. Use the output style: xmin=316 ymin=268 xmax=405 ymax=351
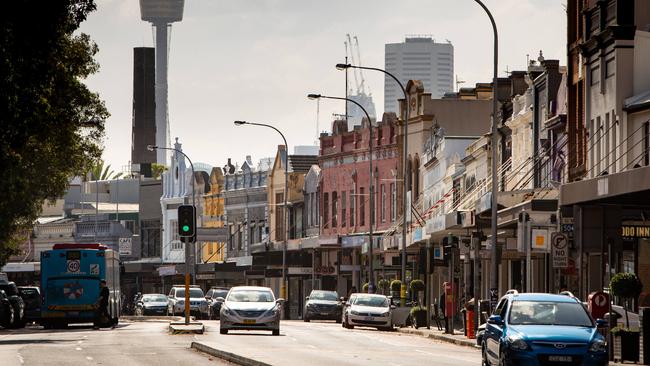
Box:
xmin=40 ymin=243 xmax=120 ymax=327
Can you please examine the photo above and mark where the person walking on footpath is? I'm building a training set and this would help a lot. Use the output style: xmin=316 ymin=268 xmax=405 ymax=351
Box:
xmin=94 ymin=280 xmax=111 ymax=329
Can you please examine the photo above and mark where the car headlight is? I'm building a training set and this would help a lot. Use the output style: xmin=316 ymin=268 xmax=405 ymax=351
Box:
xmin=507 ymin=336 xmax=529 ymax=350
xmin=381 ymin=312 xmax=390 ymax=317
xmin=177 ymin=300 xmax=184 ymax=305
xmin=265 ymin=306 xmax=280 ymax=317
xmin=589 ymin=339 xmax=607 ymax=352
xmin=351 ymin=310 xmax=360 ymax=315
xmin=222 ymin=306 xmax=234 ymax=316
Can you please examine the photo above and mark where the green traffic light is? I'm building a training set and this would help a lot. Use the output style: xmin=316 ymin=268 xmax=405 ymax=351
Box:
xmin=182 ymin=225 xmax=190 ymax=232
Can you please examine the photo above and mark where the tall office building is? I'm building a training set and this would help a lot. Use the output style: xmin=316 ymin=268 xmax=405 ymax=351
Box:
xmin=131 ymin=47 xmax=156 ymax=174
xmin=384 ymin=36 xmax=454 ymax=114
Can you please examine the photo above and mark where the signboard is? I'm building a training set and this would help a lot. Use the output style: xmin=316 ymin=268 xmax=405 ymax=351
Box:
xmin=66 ymin=259 xmax=80 ymax=273
xmin=531 ymin=229 xmax=549 ymax=252
xmin=288 ymin=267 xmax=313 ymax=275
xmin=119 ymin=237 xmax=132 ymax=256
xmin=489 ymin=287 xmax=499 ymax=311
xmin=621 ymin=225 xmax=650 ymax=238
xmin=314 ymin=265 xmax=337 ymax=275
xmin=158 ymin=265 xmax=177 ymax=277
xmin=551 ymin=232 xmax=569 ymax=268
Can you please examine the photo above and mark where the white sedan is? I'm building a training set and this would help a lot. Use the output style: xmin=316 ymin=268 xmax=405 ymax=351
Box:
xmin=342 ymin=293 xmax=394 ymax=331
xmin=219 ymin=286 xmax=283 ymax=336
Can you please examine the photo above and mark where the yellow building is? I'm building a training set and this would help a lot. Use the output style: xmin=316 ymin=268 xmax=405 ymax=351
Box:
xmin=201 ymin=167 xmax=226 ymax=263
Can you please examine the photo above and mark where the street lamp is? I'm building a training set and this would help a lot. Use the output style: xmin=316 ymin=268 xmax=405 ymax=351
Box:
xmin=472 ymin=0 xmax=500 ymax=312
xmin=308 ymin=93 xmax=376 ymax=294
xmin=233 ymin=121 xmax=289 ymax=308
xmin=148 ymin=144 xmax=196 ymax=325
xmin=336 ymin=63 xmax=409 ymax=304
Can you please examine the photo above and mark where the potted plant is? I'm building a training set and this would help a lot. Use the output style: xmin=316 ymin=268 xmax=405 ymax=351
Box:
xmin=378 ymin=279 xmax=390 ymax=295
xmin=610 ymin=272 xmax=643 ymax=363
xmin=410 ymin=305 xmax=427 ymax=329
xmin=410 ymin=279 xmax=425 ymax=304
xmin=390 ymin=280 xmax=402 ymax=299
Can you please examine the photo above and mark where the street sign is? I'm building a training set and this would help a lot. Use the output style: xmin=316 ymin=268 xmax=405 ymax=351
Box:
xmin=551 ymin=232 xmax=568 ymax=268
xmin=531 ymin=229 xmax=549 ymax=252
xmin=489 ymin=287 xmax=499 ymax=312
xmin=119 ymin=237 xmax=132 ymax=256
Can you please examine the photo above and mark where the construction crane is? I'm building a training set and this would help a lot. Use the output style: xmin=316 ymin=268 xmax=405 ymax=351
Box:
xmin=345 ymin=34 xmax=360 ymax=96
xmin=353 ymin=35 xmax=370 ymax=96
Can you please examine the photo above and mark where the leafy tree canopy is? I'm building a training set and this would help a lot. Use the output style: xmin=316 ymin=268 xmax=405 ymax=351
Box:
xmin=0 ymin=1 xmax=108 ymax=267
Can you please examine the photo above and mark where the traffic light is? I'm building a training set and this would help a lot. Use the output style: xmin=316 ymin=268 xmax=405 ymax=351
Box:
xmin=177 ymin=205 xmax=196 ymax=238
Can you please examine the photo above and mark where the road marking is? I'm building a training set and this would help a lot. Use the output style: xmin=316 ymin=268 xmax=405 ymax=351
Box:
xmin=86 ymin=357 xmax=93 ymax=361
xmin=75 ymin=347 xmax=82 ymax=351
xmin=17 ymin=353 xmax=24 ymax=364
xmin=289 ymin=337 xmax=298 ymax=341
xmin=389 ymin=363 xmax=402 ymax=366
xmin=415 ymin=349 xmax=434 ymax=356
xmin=307 ymin=345 xmax=317 ymax=349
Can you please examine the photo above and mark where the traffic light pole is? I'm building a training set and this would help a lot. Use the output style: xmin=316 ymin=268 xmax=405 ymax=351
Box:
xmin=149 ymin=145 xmax=195 ymax=325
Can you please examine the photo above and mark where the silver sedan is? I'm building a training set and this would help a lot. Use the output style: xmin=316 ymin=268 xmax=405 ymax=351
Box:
xmin=219 ymin=286 xmax=283 ymax=336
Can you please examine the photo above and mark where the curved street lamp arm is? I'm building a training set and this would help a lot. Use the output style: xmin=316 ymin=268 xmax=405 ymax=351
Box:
xmin=243 ymin=122 xmax=288 ymax=151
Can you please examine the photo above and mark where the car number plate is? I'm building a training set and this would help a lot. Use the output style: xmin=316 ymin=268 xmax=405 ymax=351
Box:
xmin=548 ymin=356 xmax=572 ymax=362
xmin=364 ymin=316 xmax=374 ymax=321
xmin=243 ymin=319 xmax=256 ymax=324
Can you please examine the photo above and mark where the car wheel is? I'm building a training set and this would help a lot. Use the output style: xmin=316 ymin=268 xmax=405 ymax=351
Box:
xmin=135 ymin=308 xmax=143 ymax=316
xmin=303 ymin=317 xmax=310 ymax=322
xmin=336 ymin=317 xmax=342 ymax=324
xmin=2 ymin=306 xmax=14 ymax=328
xmin=272 ymin=329 xmax=280 ymax=336
xmin=498 ymin=346 xmax=509 ymax=366
xmin=220 ymin=328 xmax=228 ymax=335
xmin=481 ymin=343 xmax=489 ymax=366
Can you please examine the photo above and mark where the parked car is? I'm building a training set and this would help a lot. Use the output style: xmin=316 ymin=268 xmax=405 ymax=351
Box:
xmin=205 ymin=287 xmax=229 ymax=320
xmin=135 ymin=294 xmax=168 ymax=316
xmin=303 ymin=290 xmax=342 ymax=323
xmin=17 ymin=286 xmax=41 ymax=324
xmin=0 ymin=281 xmax=25 ymax=328
xmin=0 ymin=289 xmax=15 ymax=328
xmin=482 ymin=292 xmax=608 ymax=366
xmin=341 ymin=294 xmax=358 ymax=327
xmin=219 ymin=286 xmax=283 ymax=336
xmin=167 ymin=285 xmax=209 ymax=319
xmin=342 ymin=293 xmax=393 ymax=331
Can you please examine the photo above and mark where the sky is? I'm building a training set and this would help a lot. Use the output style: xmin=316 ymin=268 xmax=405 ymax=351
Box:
xmin=79 ymin=0 xmax=567 ymax=172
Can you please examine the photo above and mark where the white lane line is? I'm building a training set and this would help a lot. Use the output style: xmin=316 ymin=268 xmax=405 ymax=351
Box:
xmin=86 ymin=357 xmax=93 ymax=361
xmin=415 ymin=349 xmax=434 ymax=356
xmin=307 ymin=345 xmax=317 ymax=349
xmin=289 ymin=337 xmax=298 ymax=341
xmin=17 ymin=353 xmax=24 ymax=364
xmin=75 ymin=347 xmax=83 ymax=351
xmin=389 ymin=363 xmax=402 ymax=366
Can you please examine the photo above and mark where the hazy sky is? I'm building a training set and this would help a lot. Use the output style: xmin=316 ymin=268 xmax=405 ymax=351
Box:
xmin=80 ymin=0 xmax=566 ymax=171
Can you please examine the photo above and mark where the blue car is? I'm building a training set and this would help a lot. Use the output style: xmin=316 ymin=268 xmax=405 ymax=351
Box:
xmin=482 ymin=292 xmax=608 ymax=366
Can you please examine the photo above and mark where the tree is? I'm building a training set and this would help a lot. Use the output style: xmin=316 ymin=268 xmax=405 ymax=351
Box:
xmin=86 ymin=159 xmax=123 ymax=181
xmin=610 ymin=272 xmax=643 ymax=329
xmin=151 ymin=163 xmax=168 ymax=180
xmin=0 ymin=1 xmax=108 ymax=267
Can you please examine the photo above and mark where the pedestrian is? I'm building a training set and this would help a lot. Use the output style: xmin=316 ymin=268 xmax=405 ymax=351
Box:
xmin=94 ymin=279 xmax=111 ymax=330
xmin=440 ymin=283 xmax=449 ymax=333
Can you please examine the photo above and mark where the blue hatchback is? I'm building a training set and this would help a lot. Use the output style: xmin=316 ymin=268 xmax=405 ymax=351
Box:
xmin=482 ymin=292 xmax=608 ymax=366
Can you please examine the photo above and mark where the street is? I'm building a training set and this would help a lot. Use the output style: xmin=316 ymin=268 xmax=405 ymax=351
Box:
xmin=0 ymin=319 xmax=228 ymax=366
xmin=196 ymin=320 xmax=480 ymax=366
xmin=0 ymin=319 xmax=480 ymax=366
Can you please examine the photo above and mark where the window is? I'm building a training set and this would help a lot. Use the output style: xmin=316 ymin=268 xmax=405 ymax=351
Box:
xmin=275 ymin=192 xmax=284 ymax=241
xmin=237 ymin=224 xmax=243 ymax=250
xmin=381 ymin=184 xmax=386 ymax=222
xmin=349 ymin=190 xmax=355 ymax=227
xmin=391 ymin=183 xmax=397 ymax=222
xmin=208 ymin=242 xmax=214 ymax=254
xmin=360 ymin=187 xmax=366 ymax=226
xmin=590 ymin=65 xmax=600 ymax=86
xmin=250 ymin=222 xmax=256 ymax=245
xmin=605 ymin=58 xmax=615 ymax=78
xmin=341 ymin=191 xmax=347 ymax=227
xmin=323 ymin=193 xmax=329 ymax=229
xmin=229 ymin=224 xmax=234 ymax=250
xmin=332 ymin=191 xmax=338 ymax=227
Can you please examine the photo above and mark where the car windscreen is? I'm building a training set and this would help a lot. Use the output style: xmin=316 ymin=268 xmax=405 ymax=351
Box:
xmin=310 ymin=291 xmax=338 ymax=301
xmin=143 ymin=295 xmax=167 ymax=302
xmin=509 ymin=301 xmax=594 ymax=327
xmin=176 ymin=289 xmax=204 ymax=298
xmin=214 ymin=290 xmax=228 ymax=299
xmin=353 ymin=296 xmax=389 ymax=307
xmin=18 ymin=288 xmax=39 ymax=298
xmin=227 ymin=290 xmax=274 ymax=302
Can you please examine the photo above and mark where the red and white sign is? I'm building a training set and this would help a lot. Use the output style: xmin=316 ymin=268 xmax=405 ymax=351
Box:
xmin=66 ymin=260 xmax=80 ymax=273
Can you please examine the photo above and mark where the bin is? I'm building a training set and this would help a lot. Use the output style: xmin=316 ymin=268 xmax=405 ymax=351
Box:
xmin=466 ymin=309 xmax=475 ymax=339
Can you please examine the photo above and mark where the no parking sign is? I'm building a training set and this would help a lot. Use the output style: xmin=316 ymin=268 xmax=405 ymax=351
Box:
xmin=551 ymin=233 xmax=568 ymax=269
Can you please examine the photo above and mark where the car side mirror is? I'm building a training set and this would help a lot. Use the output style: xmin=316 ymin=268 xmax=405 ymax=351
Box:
xmin=487 ymin=314 xmax=503 ymax=326
xmin=215 ymin=297 xmax=225 ymax=303
xmin=305 ymin=296 xmax=310 ymax=301
xmin=205 ymin=296 xmax=211 ymax=300
xmin=596 ymin=318 xmax=608 ymax=327
xmin=390 ymin=305 xmax=396 ymax=310
xmin=276 ymin=298 xmax=285 ymax=304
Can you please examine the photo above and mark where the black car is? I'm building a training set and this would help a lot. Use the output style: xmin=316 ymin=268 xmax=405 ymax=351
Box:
xmin=17 ymin=286 xmax=41 ymax=324
xmin=0 ymin=290 xmax=15 ymax=328
xmin=205 ymin=287 xmax=229 ymax=319
xmin=303 ymin=290 xmax=342 ymax=323
xmin=0 ymin=281 xmax=25 ymax=328
xmin=134 ymin=294 xmax=169 ymax=316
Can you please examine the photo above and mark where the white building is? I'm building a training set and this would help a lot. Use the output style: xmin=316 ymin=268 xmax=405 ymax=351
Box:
xmin=384 ymin=36 xmax=453 ymax=114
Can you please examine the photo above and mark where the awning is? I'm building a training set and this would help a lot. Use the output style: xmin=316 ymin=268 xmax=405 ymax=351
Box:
xmin=1 ymin=262 xmax=39 ymax=272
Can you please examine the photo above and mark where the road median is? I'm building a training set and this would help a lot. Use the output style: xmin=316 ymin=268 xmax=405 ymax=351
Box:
xmin=191 ymin=341 xmax=273 ymax=366
xmin=396 ymin=327 xmax=480 ymax=349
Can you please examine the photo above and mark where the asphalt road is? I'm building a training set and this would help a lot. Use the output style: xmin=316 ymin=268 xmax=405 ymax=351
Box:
xmin=197 ymin=320 xmax=481 ymax=366
xmin=0 ymin=320 xmax=229 ymax=366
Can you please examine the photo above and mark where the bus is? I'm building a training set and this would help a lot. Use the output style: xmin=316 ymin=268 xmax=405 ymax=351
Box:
xmin=40 ymin=243 xmax=120 ymax=327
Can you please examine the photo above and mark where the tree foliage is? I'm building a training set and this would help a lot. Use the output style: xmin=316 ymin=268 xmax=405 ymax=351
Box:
xmin=0 ymin=1 xmax=107 ymax=267
xmin=86 ymin=159 xmax=123 ymax=181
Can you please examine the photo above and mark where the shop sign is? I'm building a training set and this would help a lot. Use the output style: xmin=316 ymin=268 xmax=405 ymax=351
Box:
xmin=341 ymin=236 xmax=367 ymax=248
xmin=288 ymin=267 xmax=313 ymax=275
xmin=196 ymin=273 xmax=216 ymax=280
xmin=531 ymin=229 xmax=549 ymax=252
xmin=621 ymin=225 xmax=650 ymax=238
xmin=551 ymin=232 xmax=568 ymax=269
xmin=119 ymin=237 xmax=132 ymax=256
xmin=314 ymin=265 xmax=337 ymax=275
xmin=158 ymin=265 xmax=176 ymax=277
